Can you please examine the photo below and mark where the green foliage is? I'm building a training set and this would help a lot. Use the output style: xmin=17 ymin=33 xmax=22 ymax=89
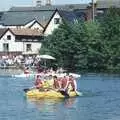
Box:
xmin=100 ymin=7 xmax=120 ymax=72
xmin=40 ymin=7 xmax=120 ymax=73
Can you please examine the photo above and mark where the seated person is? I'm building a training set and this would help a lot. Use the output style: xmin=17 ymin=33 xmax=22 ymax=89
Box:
xmin=68 ymin=75 xmax=77 ymax=92
xmin=45 ymin=75 xmax=54 ymax=88
xmin=24 ymin=67 xmax=30 ymax=74
xmin=53 ymin=76 xmax=61 ymax=90
xmin=60 ymin=76 xmax=69 ymax=91
xmin=34 ymin=75 xmax=43 ymax=89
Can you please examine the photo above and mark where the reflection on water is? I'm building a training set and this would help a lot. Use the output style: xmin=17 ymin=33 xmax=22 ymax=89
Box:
xmin=27 ymin=97 xmax=77 ymax=112
xmin=0 ymin=74 xmax=120 ymax=120
xmin=64 ymin=98 xmax=77 ymax=108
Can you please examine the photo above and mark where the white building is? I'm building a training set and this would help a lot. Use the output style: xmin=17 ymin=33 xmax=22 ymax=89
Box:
xmin=0 ymin=28 xmax=43 ymax=56
xmin=0 ymin=5 xmax=87 ymax=56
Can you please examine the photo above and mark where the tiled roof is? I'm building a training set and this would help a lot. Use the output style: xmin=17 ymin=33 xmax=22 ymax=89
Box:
xmin=0 ymin=4 xmax=88 ymax=26
xmin=59 ymin=10 xmax=86 ymax=23
xmin=10 ymin=28 xmax=43 ymax=36
xmin=0 ymin=28 xmax=7 ymax=38
xmin=1 ymin=10 xmax=54 ymax=26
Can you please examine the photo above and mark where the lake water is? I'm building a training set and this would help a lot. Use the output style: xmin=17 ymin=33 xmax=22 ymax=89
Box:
xmin=0 ymin=73 xmax=120 ymax=120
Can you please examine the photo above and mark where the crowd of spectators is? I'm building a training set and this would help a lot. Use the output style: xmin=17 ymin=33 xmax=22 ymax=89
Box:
xmin=0 ymin=55 xmax=41 ymax=69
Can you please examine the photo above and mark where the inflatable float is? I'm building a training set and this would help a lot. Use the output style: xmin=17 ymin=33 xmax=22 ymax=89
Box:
xmin=24 ymin=88 xmax=82 ymax=99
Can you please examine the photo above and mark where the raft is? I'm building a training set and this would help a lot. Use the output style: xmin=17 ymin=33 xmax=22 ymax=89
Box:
xmin=24 ymin=89 xmax=82 ymax=99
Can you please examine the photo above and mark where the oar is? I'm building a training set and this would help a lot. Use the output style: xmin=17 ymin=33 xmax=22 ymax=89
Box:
xmin=23 ymin=86 xmax=36 ymax=93
xmin=23 ymin=88 xmax=30 ymax=93
xmin=58 ymin=89 xmax=69 ymax=98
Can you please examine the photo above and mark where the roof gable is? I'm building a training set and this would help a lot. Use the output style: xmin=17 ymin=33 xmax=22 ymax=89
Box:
xmin=0 ymin=28 xmax=14 ymax=39
xmin=29 ymin=20 xmax=44 ymax=29
xmin=43 ymin=9 xmax=86 ymax=33
xmin=43 ymin=9 xmax=59 ymax=33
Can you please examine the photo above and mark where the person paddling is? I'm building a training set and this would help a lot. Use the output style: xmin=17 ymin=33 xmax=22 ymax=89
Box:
xmin=59 ymin=76 xmax=70 ymax=97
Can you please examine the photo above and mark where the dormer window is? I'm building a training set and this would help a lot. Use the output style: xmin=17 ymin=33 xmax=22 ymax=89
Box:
xmin=7 ymin=35 xmax=11 ymax=40
xmin=54 ymin=18 xmax=60 ymax=24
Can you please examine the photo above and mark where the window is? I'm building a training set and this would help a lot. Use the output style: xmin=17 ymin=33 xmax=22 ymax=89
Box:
xmin=3 ymin=43 xmax=9 ymax=52
xmin=54 ymin=18 xmax=60 ymax=24
xmin=7 ymin=35 xmax=11 ymax=40
xmin=26 ymin=44 xmax=32 ymax=51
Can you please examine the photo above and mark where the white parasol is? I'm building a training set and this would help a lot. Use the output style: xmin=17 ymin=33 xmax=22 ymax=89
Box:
xmin=39 ymin=55 xmax=55 ymax=60
xmin=37 ymin=54 xmax=55 ymax=68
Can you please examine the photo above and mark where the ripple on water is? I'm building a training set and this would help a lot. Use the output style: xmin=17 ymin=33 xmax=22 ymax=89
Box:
xmin=0 ymin=74 xmax=120 ymax=120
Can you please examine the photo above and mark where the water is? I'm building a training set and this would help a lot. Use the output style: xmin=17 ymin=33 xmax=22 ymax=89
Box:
xmin=0 ymin=74 xmax=120 ymax=120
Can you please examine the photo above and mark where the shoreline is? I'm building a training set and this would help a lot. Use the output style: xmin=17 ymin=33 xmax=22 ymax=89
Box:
xmin=0 ymin=68 xmax=119 ymax=77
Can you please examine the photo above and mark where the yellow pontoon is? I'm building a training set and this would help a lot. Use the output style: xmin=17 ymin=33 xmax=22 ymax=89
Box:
xmin=24 ymin=89 xmax=82 ymax=99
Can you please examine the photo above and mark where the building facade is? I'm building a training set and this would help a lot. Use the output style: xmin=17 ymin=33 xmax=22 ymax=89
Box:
xmin=0 ymin=28 xmax=43 ymax=56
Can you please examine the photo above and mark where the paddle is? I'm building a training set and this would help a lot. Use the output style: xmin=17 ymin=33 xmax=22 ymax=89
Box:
xmin=23 ymin=88 xmax=30 ymax=93
xmin=58 ymin=89 xmax=69 ymax=98
xmin=23 ymin=86 xmax=36 ymax=93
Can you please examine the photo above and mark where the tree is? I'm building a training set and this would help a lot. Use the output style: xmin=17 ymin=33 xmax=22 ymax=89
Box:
xmin=100 ymin=7 xmax=120 ymax=71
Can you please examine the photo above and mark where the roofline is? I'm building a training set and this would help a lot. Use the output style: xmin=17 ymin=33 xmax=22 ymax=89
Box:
xmin=2 ymin=19 xmax=44 ymax=27
xmin=0 ymin=28 xmax=15 ymax=39
xmin=43 ymin=9 xmax=61 ymax=33
xmin=29 ymin=19 xmax=44 ymax=29
xmin=8 ymin=9 xmax=55 ymax=12
xmin=43 ymin=9 xmax=75 ymax=33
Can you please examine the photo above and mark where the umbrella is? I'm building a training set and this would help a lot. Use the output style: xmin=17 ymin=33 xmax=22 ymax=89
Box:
xmin=38 ymin=55 xmax=55 ymax=68
xmin=39 ymin=55 xmax=55 ymax=60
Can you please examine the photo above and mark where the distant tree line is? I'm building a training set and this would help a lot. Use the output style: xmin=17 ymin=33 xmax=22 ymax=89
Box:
xmin=40 ymin=7 xmax=120 ymax=73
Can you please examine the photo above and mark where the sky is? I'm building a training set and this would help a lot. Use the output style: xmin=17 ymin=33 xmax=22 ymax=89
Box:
xmin=0 ymin=0 xmax=91 ymax=11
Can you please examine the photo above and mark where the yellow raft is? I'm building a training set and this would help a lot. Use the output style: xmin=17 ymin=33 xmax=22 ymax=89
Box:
xmin=24 ymin=89 xmax=82 ymax=99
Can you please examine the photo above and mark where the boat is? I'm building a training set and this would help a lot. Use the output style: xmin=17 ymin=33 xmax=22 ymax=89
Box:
xmin=24 ymin=89 xmax=82 ymax=99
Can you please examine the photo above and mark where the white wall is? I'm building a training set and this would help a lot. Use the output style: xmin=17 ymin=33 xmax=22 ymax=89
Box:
xmin=0 ymin=30 xmax=42 ymax=53
xmin=23 ymin=42 xmax=42 ymax=53
xmin=30 ymin=22 xmax=44 ymax=31
xmin=44 ymin=11 xmax=62 ymax=36
xmin=0 ymin=30 xmax=23 ymax=52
